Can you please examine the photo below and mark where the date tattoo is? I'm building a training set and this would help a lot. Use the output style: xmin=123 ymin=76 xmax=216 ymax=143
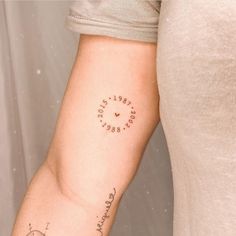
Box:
xmin=96 ymin=187 xmax=117 ymax=235
xmin=97 ymin=95 xmax=136 ymax=132
xmin=26 ymin=222 xmax=49 ymax=236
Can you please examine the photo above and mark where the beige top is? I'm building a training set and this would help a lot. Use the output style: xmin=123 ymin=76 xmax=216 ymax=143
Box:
xmin=65 ymin=0 xmax=162 ymax=43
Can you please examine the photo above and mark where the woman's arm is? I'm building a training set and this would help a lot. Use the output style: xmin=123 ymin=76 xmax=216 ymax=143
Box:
xmin=12 ymin=34 xmax=160 ymax=236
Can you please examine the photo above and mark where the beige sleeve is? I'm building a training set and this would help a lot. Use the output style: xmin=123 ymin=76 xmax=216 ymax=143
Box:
xmin=65 ymin=0 xmax=161 ymax=43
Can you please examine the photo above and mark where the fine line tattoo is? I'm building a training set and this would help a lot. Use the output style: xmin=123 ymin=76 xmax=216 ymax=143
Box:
xmin=97 ymin=95 xmax=136 ymax=132
xmin=96 ymin=187 xmax=117 ymax=235
xmin=26 ymin=222 xmax=50 ymax=236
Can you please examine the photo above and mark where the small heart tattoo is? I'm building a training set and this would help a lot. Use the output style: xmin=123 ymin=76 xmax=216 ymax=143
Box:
xmin=115 ymin=113 xmax=120 ymax=117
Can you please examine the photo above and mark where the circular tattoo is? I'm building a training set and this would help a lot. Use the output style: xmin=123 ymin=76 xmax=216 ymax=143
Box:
xmin=26 ymin=223 xmax=49 ymax=236
xmin=26 ymin=230 xmax=45 ymax=236
xmin=97 ymin=95 xmax=136 ymax=133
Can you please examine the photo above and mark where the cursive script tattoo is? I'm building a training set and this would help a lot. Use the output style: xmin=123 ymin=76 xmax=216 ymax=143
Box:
xmin=96 ymin=187 xmax=117 ymax=235
xmin=26 ymin=222 xmax=49 ymax=236
xmin=97 ymin=95 xmax=136 ymax=133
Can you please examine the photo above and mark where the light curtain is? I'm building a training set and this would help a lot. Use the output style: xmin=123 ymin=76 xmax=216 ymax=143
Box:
xmin=0 ymin=1 xmax=173 ymax=235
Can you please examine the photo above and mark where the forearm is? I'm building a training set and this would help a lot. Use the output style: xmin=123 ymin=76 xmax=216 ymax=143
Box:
xmin=12 ymin=162 xmax=121 ymax=236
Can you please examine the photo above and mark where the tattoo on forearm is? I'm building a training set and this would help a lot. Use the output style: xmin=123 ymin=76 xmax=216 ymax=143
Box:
xmin=26 ymin=222 xmax=49 ymax=236
xmin=96 ymin=187 xmax=117 ymax=235
xmin=97 ymin=95 xmax=136 ymax=132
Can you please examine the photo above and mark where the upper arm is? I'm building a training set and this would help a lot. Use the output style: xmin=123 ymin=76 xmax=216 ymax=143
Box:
xmin=46 ymin=0 xmax=161 ymax=207
xmin=59 ymin=0 xmax=162 ymax=150
xmin=51 ymin=33 xmax=160 ymax=165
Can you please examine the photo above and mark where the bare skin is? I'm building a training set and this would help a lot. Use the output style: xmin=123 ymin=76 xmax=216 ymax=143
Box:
xmin=12 ymin=34 xmax=160 ymax=236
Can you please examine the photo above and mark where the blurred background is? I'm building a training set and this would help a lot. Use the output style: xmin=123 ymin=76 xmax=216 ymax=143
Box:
xmin=0 ymin=1 xmax=173 ymax=235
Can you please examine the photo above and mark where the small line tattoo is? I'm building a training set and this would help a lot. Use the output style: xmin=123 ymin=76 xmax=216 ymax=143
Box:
xmin=96 ymin=187 xmax=117 ymax=235
xmin=26 ymin=222 xmax=50 ymax=236
xmin=97 ymin=95 xmax=136 ymax=133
